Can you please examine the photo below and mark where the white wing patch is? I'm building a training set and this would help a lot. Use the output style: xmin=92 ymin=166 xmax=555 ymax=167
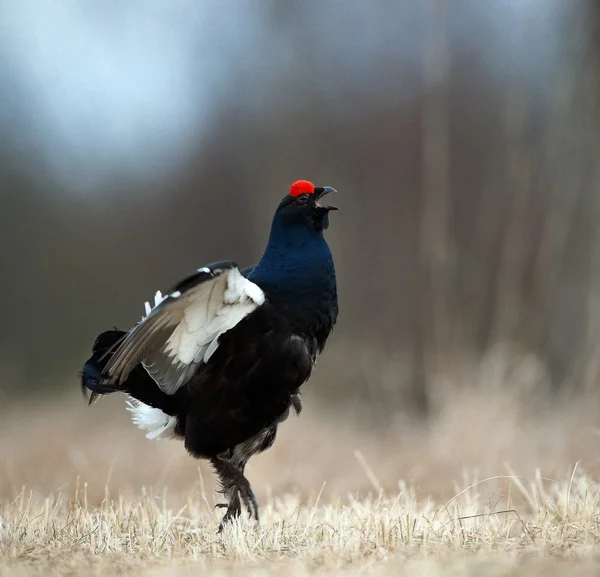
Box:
xmin=163 ymin=268 xmax=265 ymax=368
xmin=126 ymin=397 xmax=179 ymax=440
xmin=104 ymin=266 xmax=265 ymax=396
xmin=143 ymin=291 xmax=167 ymax=320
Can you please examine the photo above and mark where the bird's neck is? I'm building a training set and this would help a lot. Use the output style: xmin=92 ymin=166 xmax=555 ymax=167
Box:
xmin=249 ymin=217 xmax=337 ymax=309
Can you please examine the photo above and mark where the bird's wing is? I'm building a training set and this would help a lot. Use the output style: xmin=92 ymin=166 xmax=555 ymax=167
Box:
xmin=239 ymin=264 xmax=256 ymax=278
xmin=103 ymin=261 xmax=265 ymax=394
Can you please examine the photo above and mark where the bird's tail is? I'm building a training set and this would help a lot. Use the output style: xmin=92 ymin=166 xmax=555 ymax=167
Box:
xmin=81 ymin=329 xmax=126 ymax=405
xmin=81 ymin=329 xmax=189 ymax=419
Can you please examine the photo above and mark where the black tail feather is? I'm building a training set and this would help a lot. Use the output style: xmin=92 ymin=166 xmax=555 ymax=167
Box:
xmin=81 ymin=329 xmax=126 ymax=404
xmin=81 ymin=328 xmax=188 ymax=415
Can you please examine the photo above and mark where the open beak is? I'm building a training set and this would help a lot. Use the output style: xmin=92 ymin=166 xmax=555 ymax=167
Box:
xmin=314 ymin=186 xmax=339 ymax=211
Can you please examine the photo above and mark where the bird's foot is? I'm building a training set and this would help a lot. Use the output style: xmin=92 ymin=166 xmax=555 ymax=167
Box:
xmin=216 ymin=485 xmax=259 ymax=532
xmin=216 ymin=495 xmax=241 ymax=532
xmin=212 ymin=457 xmax=260 ymax=532
xmin=238 ymin=482 xmax=259 ymax=522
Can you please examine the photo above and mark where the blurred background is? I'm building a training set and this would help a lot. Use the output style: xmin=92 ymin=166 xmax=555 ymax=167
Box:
xmin=1 ymin=1 xmax=600 ymax=501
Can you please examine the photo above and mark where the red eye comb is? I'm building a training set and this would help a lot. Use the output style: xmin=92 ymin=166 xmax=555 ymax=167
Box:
xmin=289 ymin=180 xmax=315 ymax=197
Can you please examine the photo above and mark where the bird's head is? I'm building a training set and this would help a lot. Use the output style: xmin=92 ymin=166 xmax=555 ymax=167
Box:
xmin=251 ymin=179 xmax=338 ymax=290
xmin=275 ymin=180 xmax=338 ymax=232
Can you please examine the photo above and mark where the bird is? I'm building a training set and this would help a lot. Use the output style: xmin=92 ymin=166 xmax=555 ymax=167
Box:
xmin=81 ymin=180 xmax=339 ymax=530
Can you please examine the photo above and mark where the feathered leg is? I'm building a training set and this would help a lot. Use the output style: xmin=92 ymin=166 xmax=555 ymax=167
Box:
xmin=212 ymin=455 xmax=258 ymax=532
xmin=214 ymin=460 xmax=246 ymax=528
xmin=212 ymin=396 xmax=301 ymax=532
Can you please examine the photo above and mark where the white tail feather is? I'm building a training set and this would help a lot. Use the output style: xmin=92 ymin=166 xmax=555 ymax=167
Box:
xmin=125 ymin=397 xmax=178 ymax=440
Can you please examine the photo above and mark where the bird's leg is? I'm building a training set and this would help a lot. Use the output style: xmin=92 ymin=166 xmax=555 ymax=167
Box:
xmin=213 ymin=454 xmax=243 ymax=523
xmin=211 ymin=456 xmax=259 ymax=531
xmin=215 ymin=479 xmax=242 ymax=526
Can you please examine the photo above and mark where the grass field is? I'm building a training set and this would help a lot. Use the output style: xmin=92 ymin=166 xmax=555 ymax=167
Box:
xmin=3 ymin=470 xmax=600 ymax=577
xmin=2 ymin=359 xmax=600 ymax=576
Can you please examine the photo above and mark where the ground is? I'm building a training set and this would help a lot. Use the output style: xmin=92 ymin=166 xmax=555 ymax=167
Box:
xmin=3 ymin=471 xmax=600 ymax=576
xmin=2 ymin=369 xmax=600 ymax=575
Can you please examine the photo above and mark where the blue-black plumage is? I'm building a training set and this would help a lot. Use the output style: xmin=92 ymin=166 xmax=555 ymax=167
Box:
xmin=80 ymin=180 xmax=338 ymax=530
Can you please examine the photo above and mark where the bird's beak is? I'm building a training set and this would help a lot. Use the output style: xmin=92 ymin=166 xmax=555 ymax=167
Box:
xmin=314 ymin=186 xmax=339 ymax=211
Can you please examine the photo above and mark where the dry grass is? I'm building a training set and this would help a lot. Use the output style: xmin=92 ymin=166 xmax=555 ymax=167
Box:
xmin=3 ymin=469 xmax=600 ymax=576
xmin=3 ymin=349 xmax=600 ymax=575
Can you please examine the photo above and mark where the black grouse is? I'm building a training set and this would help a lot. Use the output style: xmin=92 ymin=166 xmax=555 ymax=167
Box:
xmin=81 ymin=180 xmax=339 ymax=530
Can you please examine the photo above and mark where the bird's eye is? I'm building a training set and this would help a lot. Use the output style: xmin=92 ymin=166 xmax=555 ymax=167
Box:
xmin=295 ymin=194 xmax=310 ymax=204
